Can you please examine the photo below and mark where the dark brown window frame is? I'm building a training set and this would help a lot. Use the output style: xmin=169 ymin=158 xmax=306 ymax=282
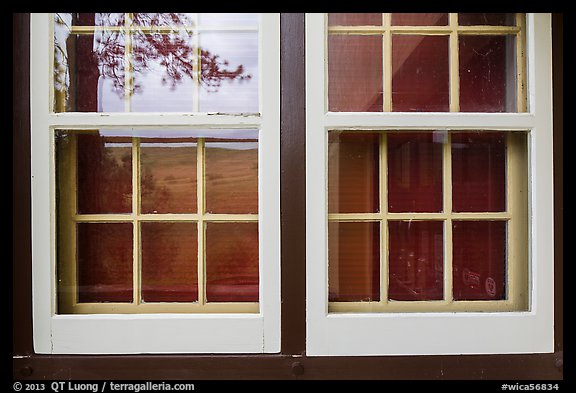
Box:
xmin=13 ymin=12 xmax=563 ymax=380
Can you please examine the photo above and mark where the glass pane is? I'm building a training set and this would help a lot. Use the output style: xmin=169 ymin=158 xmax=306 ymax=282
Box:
xmin=205 ymin=223 xmax=259 ymax=302
xmin=459 ymin=35 xmax=517 ymax=112
xmin=205 ymin=131 xmax=258 ymax=214
xmin=56 ymin=13 xmax=125 ymax=27
xmin=328 ymin=222 xmax=380 ymax=302
xmin=452 ymin=132 xmax=506 ymax=212
xmin=388 ymin=220 xmax=443 ymax=301
xmin=328 ymin=13 xmax=382 ymax=26
xmin=391 ymin=13 xmax=448 ymax=26
xmin=141 ymin=222 xmax=198 ymax=302
xmin=130 ymin=32 xmax=196 ymax=112
xmin=458 ymin=13 xmax=516 ymax=26
xmin=199 ymin=32 xmax=259 ymax=113
xmin=328 ymin=35 xmax=383 ymax=112
xmin=131 ymin=13 xmax=195 ymax=27
xmin=54 ymin=31 xmax=126 ymax=112
xmin=76 ymin=133 xmax=132 ymax=214
xmin=392 ymin=35 xmax=449 ymax=112
xmin=77 ymin=223 xmax=133 ymax=303
xmin=199 ymin=13 xmax=258 ymax=26
xmin=140 ymin=137 xmax=197 ymax=214
xmin=328 ymin=132 xmax=379 ymax=214
xmin=453 ymin=221 xmax=506 ymax=300
xmin=387 ymin=132 xmax=443 ymax=213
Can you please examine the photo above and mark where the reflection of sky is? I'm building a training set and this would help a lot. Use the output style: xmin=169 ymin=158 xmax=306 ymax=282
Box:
xmin=98 ymin=129 xmax=258 ymax=139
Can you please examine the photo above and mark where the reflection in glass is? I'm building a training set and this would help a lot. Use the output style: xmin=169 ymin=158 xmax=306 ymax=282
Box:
xmin=458 ymin=13 xmax=516 ymax=26
xmin=453 ymin=220 xmax=506 ymax=300
xmin=391 ymin=13 xmax=448 ymax=26
xmin=199 ymin=33 xmax=258 ymax=113
xmin=54 ymin=13 xmax=258 ymax=113
xmin=328 ymin=132 xmax=379 ymax=214
xmin=140 ymin=138 xmax=197 ymax=214
xmin=388 ymin=220 xmax=443 ymax=301
xmin=459 ymin=35 xmax=517 ymax=112
xmin=452 ymin=132 xmax=506 ymax=212
xmin=328 ymin=13 xmax=382 ymax=26
xmin=387 ymin=132 xmax=443 ymax=213
xmin=392 ymin=35 xmax=450 ymax=112
xmin=76 ymin=133 xmax=132 ymax=214
xmin=205 ymin=223 xmax=259 ymax=302
xmin=141 ymin=222 xmax=198 ymax=302
xmin=205 ymin=133 xmax=258 ymax=214
xmin=328 ymin=35 xmax=383 ymax=112
xmin=199 ymin=13 xmax=258 ymax=26
xmin=329 ymin=222 xmax=380 ymax=302
xmin=77 ymin=223 xmax=133 ymax=303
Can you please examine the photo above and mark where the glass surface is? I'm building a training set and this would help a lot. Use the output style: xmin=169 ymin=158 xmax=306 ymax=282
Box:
xmin=77 ymin=223 xmax=133 ymax=303
xmin=141 ymin=222 xmax=198 ymax=302
xmin=452 ymin=132 xmax=506 ymax=212
xmin=388 ymin=220 xmax=444 ymax=301
xmin=199 ymin=32 xmax=259 ymax=113
xmin=328 ymin=35 xmax=383 ymax=112
xmin=328 ymin=13 xmax=382 ymax=26
xmin=391 ymin=13 xmax=448 ymax=26
xmin=140 ymin=137 xmax=197 ymax=214
xmin=387 ymin=132 xmax=443 ymax=213
xmin=328 ymin=222 xmax=380 ymax=302
xmin=205 ymin=131 xmax=258 ymax=214
xmin=453 ymin=220 xmax=506 ymax=300
xmin=54 ymin=13 xmax=259 ymax=113
xmin=76 ymin=133 xmax=132 ymax=214
xmin=205 ymin=223 xmax=259 ymax=302
xmin=458 ymin=13 xmax=516 ymax=26
xmin=328 ymin=132 xmax=379 ymax=213
xmin=199 ymin=13 xmax=258 ymax=26
xmin=392 ymin=35 xmax=450 ymax=112
xmin=459 ymin=35 xmax=517 ymax=112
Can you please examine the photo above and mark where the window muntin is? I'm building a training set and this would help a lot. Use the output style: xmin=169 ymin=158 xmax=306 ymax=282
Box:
xmin=327 ymin=130 xmax=528 ymax=312
xmin=327 ymin=13 xmax=525 ymax=113
xmin=56 ymin=128 xmax=260 ymax=314
xmin=54 ymin=13 xmax=259 ymax=113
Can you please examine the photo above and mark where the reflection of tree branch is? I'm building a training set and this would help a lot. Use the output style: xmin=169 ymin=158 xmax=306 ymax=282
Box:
xmin=54 ymin=13 xmax=252 ymax=99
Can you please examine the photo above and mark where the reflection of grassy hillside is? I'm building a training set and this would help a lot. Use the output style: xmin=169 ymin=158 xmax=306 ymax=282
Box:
xmin=141 ymin=146 xmax=198 ymax=213
xmin=205 ymin=145 xmax=258 ymax=214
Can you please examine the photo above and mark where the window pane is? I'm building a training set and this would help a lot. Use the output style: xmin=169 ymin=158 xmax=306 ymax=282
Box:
xmin=458 ymin=13 xmax=516 ymax=26
xmin=131 ymin=13 xmax=195 ymax=27
xmin=391 ymin=13 xmax=448 ymax=26
xmin=328 ymin=13 xmax=382 ymax=26
xmin=141 ymin=222 xmax=198 ymax=302
xmin=205 ymin=132 xmax=258 ymax=214
xmin=328 ymin=132 xmax=379 ymax=213
xmin=56 ymin=12 xmax=125 ymax=27
xmin=199 ymin=13 xmax=258 ymax=26
xmin=392 ymin=35 xmax=449 ymax=112
xmin=328 ymin=35 xmax=383 ymax=112
xmin=77 ymin=223 xmax=133 ymax=303
xmin=329 ymin=222 xmax=380 ymax=302
xmin=388 ymin=220 xmax=444 ymax=301
xmin=453 ymin=221 xmax=506 ymax=300
xmin=140 ymin=137 xmax=197 ymax=214
xmin=199 ymin=32 xmax=259 ymax=113
xmin=205 ymin=223 xmax=259 ymax=302
xmin=130 ymin=32 xmax=197 ymax=112
xmin=76 ymin=133 xmax=132 ymax=214
xmin=459 ymin=35 xmax=517 ymax=112
xmin=387 ymin=132 xmax=443 ymax=213
xmin=452 ymin=132 xmax=506 ymax=212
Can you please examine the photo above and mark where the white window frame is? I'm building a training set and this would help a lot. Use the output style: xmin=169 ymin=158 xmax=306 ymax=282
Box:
xmin=305 ymin=13 xmax=554 ymax=356
xmin=30 ymin=13 xmax=281 ymax=354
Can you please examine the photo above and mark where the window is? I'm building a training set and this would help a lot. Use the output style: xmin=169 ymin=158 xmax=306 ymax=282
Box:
xmin=31 ymin=13 xmax=280 ymax=353
xmin=306 ymin=13 xmax=554 ymax=355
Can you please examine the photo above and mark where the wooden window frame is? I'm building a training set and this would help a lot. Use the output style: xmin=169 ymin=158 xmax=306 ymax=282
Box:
xmin=13 ymin=12 xmax=563 ymax=379
xmin=29 ymin=13 xmax=280 ymax=354
xmin=306 ymin=13 xmax=555 ymax=356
